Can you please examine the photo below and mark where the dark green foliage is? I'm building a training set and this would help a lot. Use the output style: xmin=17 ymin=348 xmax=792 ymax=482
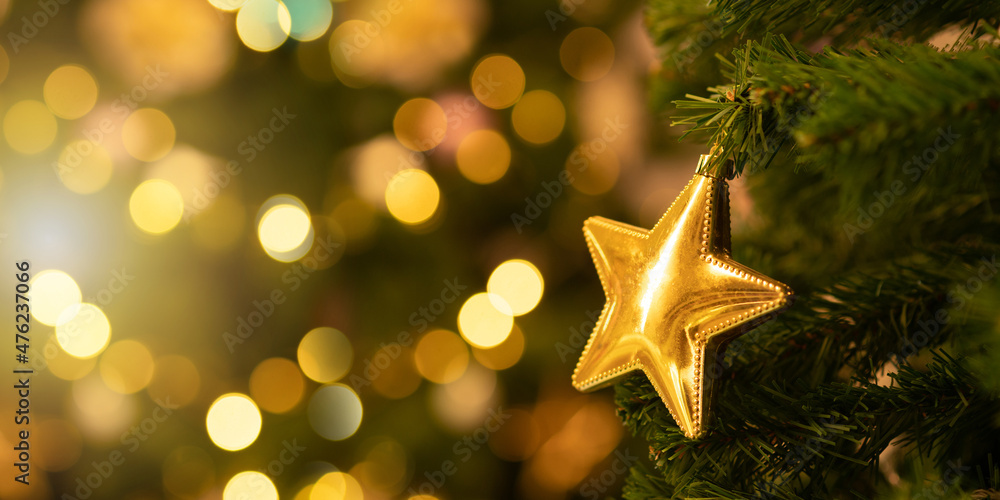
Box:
xmin=625 ymin=1 xmax=1000 ymax=498
xmin=674 ymin=36 xmax=1000 ymax=181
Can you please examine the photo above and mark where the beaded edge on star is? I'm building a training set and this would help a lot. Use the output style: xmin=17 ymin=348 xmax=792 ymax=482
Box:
xmin=572 ymin=175 xmax=791 ymax=439
xmin=572 ymin=179 xmax=698 ymax=438
xmin=690 ymin=177 xmax=790 ymax=437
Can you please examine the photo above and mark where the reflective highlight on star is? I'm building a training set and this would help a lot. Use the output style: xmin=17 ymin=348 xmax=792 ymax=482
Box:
xmin=572 ymin=154 xmax=793 ymax=439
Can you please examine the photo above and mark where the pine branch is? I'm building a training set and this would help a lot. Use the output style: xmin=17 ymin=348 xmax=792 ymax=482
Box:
xmin=672 ymin=35 xmax=1000 ymax=180
xmin=615 ymin=244 xmax=1000 ymax=498
xmin=616 ymin=352 xmax=1000 ymax=499
xmin=731 ymin=158 xmax=1000 ymax=287
xmin=646 ymin=0 xmax=1000 ymax=51
xmin=725 ymin=244 xmax=1000 ymax=387
xmin=710 ymin=0 xmax=999 ymax=43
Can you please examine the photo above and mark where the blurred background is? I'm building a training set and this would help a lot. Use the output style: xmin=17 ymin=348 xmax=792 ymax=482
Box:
xmin=0 ymin=0 xmax=736 ymax=498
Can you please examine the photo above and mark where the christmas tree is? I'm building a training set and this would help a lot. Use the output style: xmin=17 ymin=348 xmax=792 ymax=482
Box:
xmin=610 ymin=1 xmax=1000 ymax=498
xmin=2 ymin=0 xmax=999 ymax=498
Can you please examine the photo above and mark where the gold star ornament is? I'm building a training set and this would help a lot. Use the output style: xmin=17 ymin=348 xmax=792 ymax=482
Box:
xmin=572 ymin=153 xmax=793 ymax=439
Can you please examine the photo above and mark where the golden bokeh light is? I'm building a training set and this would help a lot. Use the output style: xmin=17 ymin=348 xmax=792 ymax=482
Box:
xmin=471 ymin=55 xmax=525 ymax=109
xmin=147 ymin=355 xmax=201 ymax=407
xmin=29 ymin=270 xmax=82 ymax=326
xmin=71 ymin=374 xmax=136 ymax=443
xmin=393 ymin=98 xmax=448 ymax=152
xmin=34 ymin=419 xmax=84 ymax=472
xmin=350 ymin=135 xmax=426 ymax=209
xmin=295 ymin=485 xmax=314 ymax=500
xmin=308 ymin=383 xmax=363 ymax=441
xmin=370 ymin=344 xmax=421 ymax=399
xmin=122 ymin=108 xmax=176 ymax=162
xmin=208 ymin=0 xmax=245 ymax=11
xmin=44 ymin=65 xmax=99 ymax=119
xmin=385 ymin=169 xmax=440 ymax=225
xmin=44 ymin=334 xmax=97 ymax=381
xmin=192 ymin=193 xmax=247 ymax=252
xmin=409 ymin=496 xmax=440 ymax=500
xmin=297 ymin=327 xmax=353 ymax=383
xmin=223 ymin=471 xmax=278 ymax=500
xmin=566 ymin=145 xmax=620 ymax=195
xmin=259 ymin=204 xmax=312 ymax=252
xmin=250 ymin=357 xmax=306 ymax=413
xmin=99 ymin=339 xmax=155 ymax=394
xmin=456 ymin=129 xmax=511 ymax=184
xmin=57 ymin=141 xmax=114 ymax=194
xmin=431 ymin=362 xmax=497 ymax=431
xmin=206 ymin=393 xmax=263 ymax=451
xmin=414 ymin=329 xmax=469 ymax=384
xmin=81 ymin=0 xmax=235 ymax=96
xmin=457 ymin=292 xmax=514 ymax=348
xmin=163 ymin=446 xmax=215 ymax=498
xmin=356 ymin=437 xmax=409 ymax=492
xmin=487 ymin=259 xmax=544 ymax=316
xmin=286 ymin=0 xmax=333 ymax=41
xmin=512 ymin=90 xmax=566 ymax=145
xmin=328 ymin=19 xmax=385 ymax=79
xmin=327 ymin=0 xmax=484 ymax=90
xmin=526 ymin=398 xmax=624 ymax=491
xmin=472 ymin=323 xmax=525 ymax=371
xmin=129 ymin=179 xmax=185 ymax=234
xmin=4 ymin=100 xmax=58 ymax=154
xmin=257 ymin=195 xmax=315 ymax=262
xmin=56 ymin=303 xmax=112 ymax=359
xmin=146 ymin=145 xmax=217 ymax=211
xmin=236 ymin=0 xmax=292 ymax=52
xmin=559 ymin=27 xmax=615 ymax=82
xmin=311 ymin=471 xmax=363 ymax=500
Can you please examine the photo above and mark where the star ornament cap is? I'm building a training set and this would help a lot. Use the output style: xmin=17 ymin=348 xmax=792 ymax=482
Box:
xmin=572 ymin=153 xmax=793 ymax=439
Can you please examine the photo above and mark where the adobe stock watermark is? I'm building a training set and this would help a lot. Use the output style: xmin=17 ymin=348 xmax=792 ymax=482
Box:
xmin=705 ymin=309 xmax=784 ymax=380
xmin=555 ymin=308 xmax=601 ymax=363
xmin=260 ymin=439 xmax=307 ymax=478
xmin=223 ymin=234 xmax=341 ymax=353
xmin=219 ymin=442 xmax=307 ymax=500
xmin=335 ymin=0 xmax=414 ymax=62
xmin=887 ymin=254 xmax=997 ymax=365
xmin=185 ymin=107 xmax=296 ymax=221
xmin=511 ymin=116 xmax=628 ymax=233
xmin=84 ymin=268 xmax=134 ymax=307
xmin=7 ymin=0 xmax=72 ymax=53
xmin=406 ymin=407 xmax=512 ymax=497
xmin=874 ymin=0 xmax=930 ymax=38
xmin=842 ymin=127 xmax=960 ymax=243
xmin=912 ymin=460 xmax=970 ymax=499
xmin=755 ymin=415 xmax=842 ymax=499
xmin=378 ymin=73 xmax=505 ymax=191
xmin=579 ymin=448 xmax=639 ymax=500
xmin=53 ymin=65 xmax=169 ymax=181
xmin=544 ymin=0 xmax=588 ymax=30
xmin=25 ymin=273 xmax=133 ymax=376
xmin=24 ymin=277 xmax=127 ymax=376
xmin=61 ymin=397 xmax=179 ymax=500
xmin=743 ymin=91 xmax=831 ymax=176
xmin=385 ymin=71 xmax=504 ymax=182
xmin=671 ymin=18 xmax=726 ymax=71
xmin=349 ymin=278 xmax=468 ymax=391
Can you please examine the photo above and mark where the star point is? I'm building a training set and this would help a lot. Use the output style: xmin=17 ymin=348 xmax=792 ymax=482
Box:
xmin=572 ymin=156 xmax=793 ymax=439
